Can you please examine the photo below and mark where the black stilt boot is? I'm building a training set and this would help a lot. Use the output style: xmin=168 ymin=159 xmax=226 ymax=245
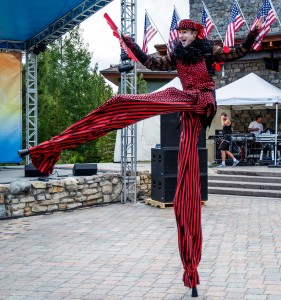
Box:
xmin=18 ymin=149 xmax=29 ymax=158
xmin=191 ymin=286 xmax=198 ymax=297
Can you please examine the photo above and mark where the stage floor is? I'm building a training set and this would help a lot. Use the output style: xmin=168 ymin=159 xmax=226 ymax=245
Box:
xmin=1 ymin=162 xmax=281 ymax=184
xmin=0 ymin=162 xmax=151 ymax=184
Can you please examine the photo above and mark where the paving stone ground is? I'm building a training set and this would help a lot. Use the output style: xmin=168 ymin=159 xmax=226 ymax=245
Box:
xmin=1 ymin=194 xmax=281 ymax=300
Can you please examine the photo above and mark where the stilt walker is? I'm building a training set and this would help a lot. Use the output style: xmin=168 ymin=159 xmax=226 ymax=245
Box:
xmin=19 ymin=16 xmax=264 ymax=297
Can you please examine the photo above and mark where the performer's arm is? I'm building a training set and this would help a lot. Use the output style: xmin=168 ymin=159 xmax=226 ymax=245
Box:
xmin=122 ymin=36 xmax=176 ymax=71
xmin=212 ymin=29 xmax=259 ymax=62
xmin=213 ymin=16 xmax=264 ymax=63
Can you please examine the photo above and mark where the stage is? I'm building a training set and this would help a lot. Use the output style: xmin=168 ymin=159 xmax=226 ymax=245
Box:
xmin=1 ymin=162 xmax=281 ymax=185
xmin=0 ymin=162 xmax=151 ymax=184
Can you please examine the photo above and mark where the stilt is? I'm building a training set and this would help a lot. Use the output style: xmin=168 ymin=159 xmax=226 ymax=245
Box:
xmin=191 ymin=286 xmax=198 ymax=297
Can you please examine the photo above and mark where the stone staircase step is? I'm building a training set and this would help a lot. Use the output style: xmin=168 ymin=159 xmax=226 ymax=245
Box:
xmin=216 ymin=169 xmax=281 ymax=178
xmin=208 ymin=187 xmax=281 ymax=198
xmin=209 ymin=174 xmax=281 ymax=184
xmin=208 ymin=180 xmax=281 ymax=191
xmin=208 ymin=167 xmax=281 ymax=197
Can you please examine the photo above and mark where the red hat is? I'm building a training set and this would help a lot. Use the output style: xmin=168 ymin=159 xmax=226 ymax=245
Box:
xmin=176 ymin=19 xmax=205 ymax=39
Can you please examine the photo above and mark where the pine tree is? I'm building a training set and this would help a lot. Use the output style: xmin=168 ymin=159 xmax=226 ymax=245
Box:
xmin=36 ymin=26 xmax=115 ymax=163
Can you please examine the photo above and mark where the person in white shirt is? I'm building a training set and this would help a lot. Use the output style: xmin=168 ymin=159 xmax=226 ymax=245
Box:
xmin=248 ymin=114 xmax=264 ymax=137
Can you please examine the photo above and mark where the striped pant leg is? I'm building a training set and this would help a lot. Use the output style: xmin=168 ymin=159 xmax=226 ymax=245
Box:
xmin=173 ymin=111 xmax=202 ymax=288
xmin=29 ymin=90 xmax=198 ymax=174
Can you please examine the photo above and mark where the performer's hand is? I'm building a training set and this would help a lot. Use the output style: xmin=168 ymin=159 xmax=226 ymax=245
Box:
xmin=121 ymin=34 xmax=131 ymax=43
xmin=121 ymin=34 xmax=134 ymax=47
xmin=256 ymin=16 xmax=265 ymax=30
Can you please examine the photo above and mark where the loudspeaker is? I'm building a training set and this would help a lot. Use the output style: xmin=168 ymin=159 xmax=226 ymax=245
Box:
xmin=151 ymin=175 xmax=178 ymax=202
xmin=198 ymin=148 xmax=208 ymax=174
xmin=73 ymin=163 xmax=97 ymax=176
xmin=152 ymin=174 xmax=208 ymax=202
xmin=151 ymin=148 xmax=179 ymax=176
xmin=198 ymin=128 xmax=206 ymax=148
xmin=200 ymin=173 xmax=208 ymax=201
xmin=151 ymin=147 xmax=208 ymax=202
xmin=198 ymin=148 xmax=208 ymax=201
xmin=151 ymin=148 xmax=178 ymax=202
xmin=160 ymin=113 xmax=180 ymax=148
xmin=25 ymin=165 xmax=48 ymax=177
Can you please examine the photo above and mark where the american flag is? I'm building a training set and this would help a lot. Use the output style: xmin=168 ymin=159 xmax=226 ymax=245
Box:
xmin=168 ymin=8 xmax=180 ymax=51
xmin=251 ymin=0 xmax=277 ymax=50
xmin=201 ymin=6 xmax=214 ymax=37
xmin=223 ymin=1 xmax=245 ymax=47
xmin=142 ymin=12 xmax=158 ymax=54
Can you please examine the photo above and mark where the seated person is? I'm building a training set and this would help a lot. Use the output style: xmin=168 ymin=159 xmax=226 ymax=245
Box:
xmin=248 ymin=114 xmax=264 ymax=137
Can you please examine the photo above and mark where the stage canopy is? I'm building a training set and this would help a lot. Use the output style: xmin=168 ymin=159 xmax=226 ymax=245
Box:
xmin=0 ymin=0 xmax=114 ymax=51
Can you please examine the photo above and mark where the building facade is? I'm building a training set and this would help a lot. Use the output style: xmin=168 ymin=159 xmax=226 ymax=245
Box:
xmin=101 ymin=1 xmax=281 ymax=162
xmin=190 ymin=0 xmax=281 ymax=161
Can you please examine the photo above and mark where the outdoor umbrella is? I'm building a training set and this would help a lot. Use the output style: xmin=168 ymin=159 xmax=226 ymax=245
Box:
xmin=19 ymin=88 xmax=205 ymax=296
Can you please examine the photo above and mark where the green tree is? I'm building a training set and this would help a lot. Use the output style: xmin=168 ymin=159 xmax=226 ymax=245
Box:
xmin=36 ymin=26 xmax=115 ymax=163
xmin=137 ymin=73 xmax=147 ymax=94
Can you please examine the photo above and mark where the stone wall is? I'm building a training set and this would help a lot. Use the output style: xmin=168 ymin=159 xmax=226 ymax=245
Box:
xmin=190 ymin=0 xmax=281 ymax=89
xmin=190 ymin=0 xmax=280 ymax=40
xmin=214 ymin=59 xmax=281 ymax=89
xmin=0 ymin=171 xmax=151 ymax=218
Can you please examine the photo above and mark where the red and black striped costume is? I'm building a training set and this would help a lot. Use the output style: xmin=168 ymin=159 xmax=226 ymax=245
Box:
xmin=26 ymin=28 xmax=258 ymax=289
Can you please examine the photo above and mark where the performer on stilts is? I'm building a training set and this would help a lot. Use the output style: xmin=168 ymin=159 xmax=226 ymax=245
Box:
xmin=19 ymin=16 xmax=264 ymax=297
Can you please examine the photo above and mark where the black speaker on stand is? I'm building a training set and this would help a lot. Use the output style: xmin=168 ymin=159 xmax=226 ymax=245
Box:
xmin=198 ymin=128 xmax=208 ymax=201
xmin=198 ymin=147 xmax=208 ymax=201
xmin=160 ymin=113 xmax=181 ymax=148
xmin=151 ymin=148 xmax=178 ymax=202
xmin=151 ymin=113 xmax=180 ymax=202
xmin=151 ymin=113 xmax=208 ymax=202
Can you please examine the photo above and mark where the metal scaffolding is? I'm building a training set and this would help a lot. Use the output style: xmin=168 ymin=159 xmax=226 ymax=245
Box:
xmin=25 ymin=52 xmax=38 ymax=164
xmin=20 ymin=1 xmax=115 ymax=164
xmin=120 ymin=0 xmax=137 ymax=203
xmin=21 ymin=1 xmax=138 ymax=195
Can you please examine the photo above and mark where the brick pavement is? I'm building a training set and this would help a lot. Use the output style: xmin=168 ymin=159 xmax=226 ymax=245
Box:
xmin=1 ymin=195 xmax=281 ymax=300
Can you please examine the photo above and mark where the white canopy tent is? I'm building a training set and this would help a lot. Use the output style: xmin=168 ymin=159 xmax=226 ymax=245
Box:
xmin=216 ymin=72 xmax=281 ymax=107
xmin=216 ymin=72 xmax=281 ymax=166
xmin=114 ymin=77 xmax=182 ymax=162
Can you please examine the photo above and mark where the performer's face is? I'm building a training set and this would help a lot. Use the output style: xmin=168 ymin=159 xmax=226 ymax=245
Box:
xmin=178 ymin=29 xmax=197 ymax=47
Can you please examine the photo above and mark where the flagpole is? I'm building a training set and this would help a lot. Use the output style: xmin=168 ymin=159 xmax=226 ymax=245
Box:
xmin=174 ymin=5 xmax=182 ymax=20
xmin=235 ymin=0 xmax=249 ymax=30
xmin=268 ymin=0 xmax=281 ymax=27
xmin=145 ymin=9 xmax=168 ymax=46
xmin=202 ymin=1 xmax=223 ymax=43
xmin=202 ymin=1 xmax=225 ymax=76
